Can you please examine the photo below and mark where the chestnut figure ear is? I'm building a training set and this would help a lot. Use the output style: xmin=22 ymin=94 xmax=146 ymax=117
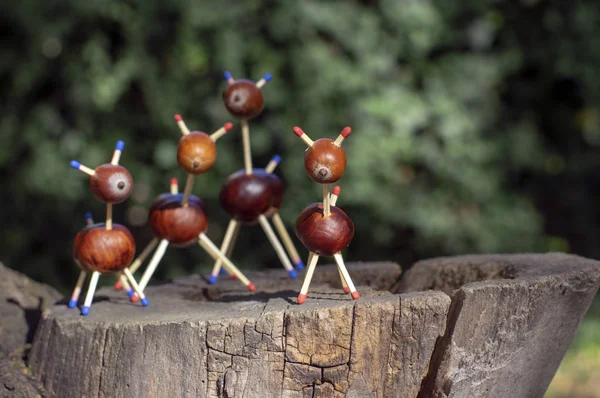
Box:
xmin=334 ymin=126 xmax=352 ymax=146
xmin=293 ymin=126 xmax=314 ymax=147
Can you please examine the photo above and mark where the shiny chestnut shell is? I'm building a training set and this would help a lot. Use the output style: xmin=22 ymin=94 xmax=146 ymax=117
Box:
xmin=90 ymin=164 xmax=134 ymax=204
xmin=222 ymin=79 xmax=264 ymax=120
xmin=73 ymin=223 xmax=136 ymax=273
xmin=304 ymin=139 xmax=347 ymax=184
xmin=220 ymin=169 xmax=283 ymax=223
xmin=177 ymin=132 xmax=217 ymax=174
xmin=149 ymin=193 xmax=207 ymax=246
xmin=295 ymin=203 xmax=354 ymax=256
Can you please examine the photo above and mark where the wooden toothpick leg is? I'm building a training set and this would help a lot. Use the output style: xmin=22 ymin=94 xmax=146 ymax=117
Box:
xmin=123 ymin=268 xmax=149 ymax=307
xmin=115 ymin=237 xmax=159 ymax=290
xmin=198 ymin=233 xmax=256 ymax=291
xmin=271 ymin=213 xmax=304 ymax=270
xmin=135 ymin=239 xmax=169 ymax=299
xmin=322 ymin=184 xmax=330 ymax=217
xmin=181 ymin=174 xmax=195 ymax=207
xmin=210 ymin=219 xmax=239 ymax=284
xmin=81 ymin=271 xmax=100 ymax=316
xmin=297 ymin=252 xmax=319 ymax=304
xmin=118 ymin=274 xmax=132 ymax=296
xmin=241 ymin=119 xmax=252 ymax=175
xmin=333 ymin=253 xmax=359 ymax=300
xmin=106 ymin=203 xmax=113 ymax=230
xmin=258 ymin=215 xmax=296 ymax=278
xmin=68 ymin=270 xmax=87 ymax=308
xmin=338 ymin=266 xmax=350 ymax=293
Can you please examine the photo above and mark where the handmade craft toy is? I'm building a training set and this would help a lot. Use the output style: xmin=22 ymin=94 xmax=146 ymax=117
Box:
xmin=292 ymin=126 xmax=359 ymax=304
xmin=68 ymin=141 xmax=148 ymax=315
xmin=123 ymin=115 xmax=256 ymax=298
xmin=210 ymin=72 xmax=303 ymax=284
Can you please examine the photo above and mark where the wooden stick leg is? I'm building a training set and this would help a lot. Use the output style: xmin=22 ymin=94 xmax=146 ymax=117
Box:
xmin=334 ymin=253 xmax=359 ymax=300
xmin=271 ymin=213 xmax=304 ymax=270
xmin=68 ymin=271 xmax=86 ymax=308
xmin=241 ymin=119 xmax=253 ymax=175
xmin=258 ymin=215 xmax=296 ymax=277
xmin=134 ymin=239 xmax=169 ymax=301
xmin=338 ymin=266 xmax=350 ymax=294
xmin=198 ymin=233 xmax=256 ymax=292
xmin=123 ymin=269 xmax=149 ymax=307
xmin=117 ymin=274 xmax=132 ymax=297
xmin=210 ymin=219 xmax=239 ymax=284
xmin=322 ymin=184 xmax=330 ymax=217
xmin=297 ymin=252 xmax=319 ymax=304
xmin=116 ymin=237 xmax=160 ymax=290
xmin=81 ymin=271 xmax=100 ymax=316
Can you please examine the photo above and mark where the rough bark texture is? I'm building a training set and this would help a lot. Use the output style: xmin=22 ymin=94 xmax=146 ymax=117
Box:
xmin=14 ymin=254 xmax=600 ymax=397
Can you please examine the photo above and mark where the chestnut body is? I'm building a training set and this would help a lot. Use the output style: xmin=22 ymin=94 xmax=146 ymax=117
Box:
xmin=304 ymin=139 xmax=347 ymax=184
xmin=149 ymin=193 xmax=207 ymax=246
xmin=73 ymin=223 xmax=136 ymax=273
xmin=177 ymin=132 xmax=217 ymax=174
xmin=222 ymin=80 xmax=264 ymax=119
xmin=295 ymin=203 xmax=354 ymax=256
xmin=90 ymin=164 xmax=134 ymax=204
xmin=220 ymin=169 xmax=284 ymax=223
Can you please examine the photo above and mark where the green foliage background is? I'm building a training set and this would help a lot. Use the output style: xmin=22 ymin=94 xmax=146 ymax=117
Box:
xmin=1 ymin=0 xmax=600 ymax=293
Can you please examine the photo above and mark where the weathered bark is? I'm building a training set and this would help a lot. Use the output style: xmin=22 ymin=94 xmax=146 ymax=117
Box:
xmin=24 ymin=254 xmax=600 ymax=398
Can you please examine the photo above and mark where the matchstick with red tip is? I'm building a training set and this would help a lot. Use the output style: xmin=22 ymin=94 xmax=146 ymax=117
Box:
xmin=199 ymin=233 xmax=256 ymax=291
xmin=174 ymin=114 xmax=190 ymax=135
xmin=211 ymin=122 xmax=234 ymax=142
xmin=293 ymin=126 xmax=315 ymax=147
xmin=334 ymin=126 xmax=352 ymax=146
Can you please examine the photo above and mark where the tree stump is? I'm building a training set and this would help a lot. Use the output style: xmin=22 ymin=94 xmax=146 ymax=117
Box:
xmin=29 ymin=254 xmax=600 ymax=397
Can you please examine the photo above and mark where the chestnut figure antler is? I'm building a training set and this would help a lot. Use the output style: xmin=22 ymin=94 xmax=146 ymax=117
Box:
xmin=68 ymin=141 xmax=148 ymax=316
xmin=292 ymin=126 xmax=360 ymax=304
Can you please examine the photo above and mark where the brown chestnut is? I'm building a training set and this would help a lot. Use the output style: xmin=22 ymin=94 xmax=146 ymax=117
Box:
xmin=220 ymin=169 xmax=283 ymax=223
xmin=295 ymin=203 xmax=354 ymax=256
xmin=73 ymin=223 xmax=136 ymax=273
xmin=223 ymin=79 xmax=264 ymax=120
xmin=304 ymin=139 xmax=347 ymax=184
xmin=89 ymin=164 xmax=134 ymax=204
xmin=177 ymin=132 xmax=217 ymax=174
xmin=149 ymin=193 xmax=207 ymax=246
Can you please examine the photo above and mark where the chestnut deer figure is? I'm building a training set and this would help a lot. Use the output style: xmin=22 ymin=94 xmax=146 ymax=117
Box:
xmin=210 ymin=72 xmax=304 ymax=284
xmin=292 ymin=126 xmax=360 ymax=304
xmin=119 ymin=115 xmax=256 ymax=299
xmin=69 ymin=141 xmax=148 ymax=316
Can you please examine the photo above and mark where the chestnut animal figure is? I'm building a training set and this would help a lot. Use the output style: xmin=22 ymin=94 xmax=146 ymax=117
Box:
xmin=223 ymin=79 xmax=265 ymax=120
xmin=69 ymin=141 xmax=148 ymax=316
xmin=210 ymin=156 xmax=305 ymax=284
xmin=121 ymin=115 xmax=256 ymax=298
xmin=292 ymin=126 xmax=360 ymax=304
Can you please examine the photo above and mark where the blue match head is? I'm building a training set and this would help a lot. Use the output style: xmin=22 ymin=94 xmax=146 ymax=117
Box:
xmin=208 ymin=275 xmax=218 ymax=285
xmin=70 ymin=160 xmax=81 ymax=169
xmin=219 ymin=268 xmax=227 ymax=275
xmin=288 ymin=269 xmax=298 ymax=279
xmin=127 ymin=289 xmax=135 ymax=298
xmin=84 ymin=212 xmax=93 ymax=222
xmin=263 ymin=73 xmax=272 ymax=82
xmin=294 ymin=261 xmax=305 ymax=271
xmin=224 ymin=71 xmax=232 ymax=80
xmin=272 ymin=154 xmax=281 ymax=165
xmin=115 ymin=140 xmax=125 ymax=152
xmin=80 ymin=306 xmax=90 ymax=316
xmin=68 ymin=299 xmax=77 ymax=308
xmin=140 ymin=297 xmax=149 ymax=307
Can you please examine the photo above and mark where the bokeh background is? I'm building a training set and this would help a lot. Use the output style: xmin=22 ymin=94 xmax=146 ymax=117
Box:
xmin=1 ymin=1 xmax=599 ymax=396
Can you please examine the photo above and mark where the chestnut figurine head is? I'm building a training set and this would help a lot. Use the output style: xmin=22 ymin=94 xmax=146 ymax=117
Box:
xmin=295 ymin=202 xmax=354 ymax=256
xmin=148 ymin=179 xmax=208 ymax=246
xmin=222 ymin=72 xmax=272 ymax=120
xmin=70 ymin=141 xmax=134 ymax=204
xmin=292 ymin=126 xmax=352 ymax=184
xmin=174 ymin=115 xmax=233 ymax=174
xmin=73 ymin=223 xmax=136 ymax=273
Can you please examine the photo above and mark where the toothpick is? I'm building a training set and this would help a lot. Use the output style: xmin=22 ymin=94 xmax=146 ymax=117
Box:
xmin=241 ymin=119 xmax=253 ymax=175
xmin=258 ymin=215 xmax=296 ymax=277
xmin=106 ymin=204 xmax=112 ymax=230
xmin=224 ymin=71 xmax=235 ymax=85
xmin=322 ymin=184 xmax=331 ymax=217
xmin=292 ymin=126 xmax=314 ymax=147
xmin=265 ymin=154 xmax=281 ymax=174
xmin=70 ymin=160 xmax=95 ymax=176
xmin=123 ymin=268 xmax=149 ymax=306
xmin=198 ymin=233 xmax=256 ymax=291
xmin=333 ymin=126 xmax=352 ymax=146
xmin=209 ymin=219 xmax=239 ymax=284
xmin=338 ymin=266 xmax=350 ymax=293
xmin=68 ymin=271 xmax=86 ymax=308
xmin=271 ymin=213 xmax=303 ymax=269
xmin=210 ymin=122 xmax=233 ymax=142
xmin=174 ymin=114 xmax=190 ymax=135
xmin=137 ymin=239 xmax=169 ymax=292
xmin=181 ymin=174 xmax=195 ymax=207
xmin=81 ymin=271 xmax=100 ymax=315
xmin=255 ymin=73 xmax=272 ymax=89
xmin=128 ymin=237 xmax=160 ymax=274
xmin=297 ymin=252 xmax=319 ymax=304
xmin=330 ymin=186 xmax=341 ymax=207
xmin=334 ymin=253 xmax=359 ymax=300
xmin=111 ymin=140 xmax=125 ymax=165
